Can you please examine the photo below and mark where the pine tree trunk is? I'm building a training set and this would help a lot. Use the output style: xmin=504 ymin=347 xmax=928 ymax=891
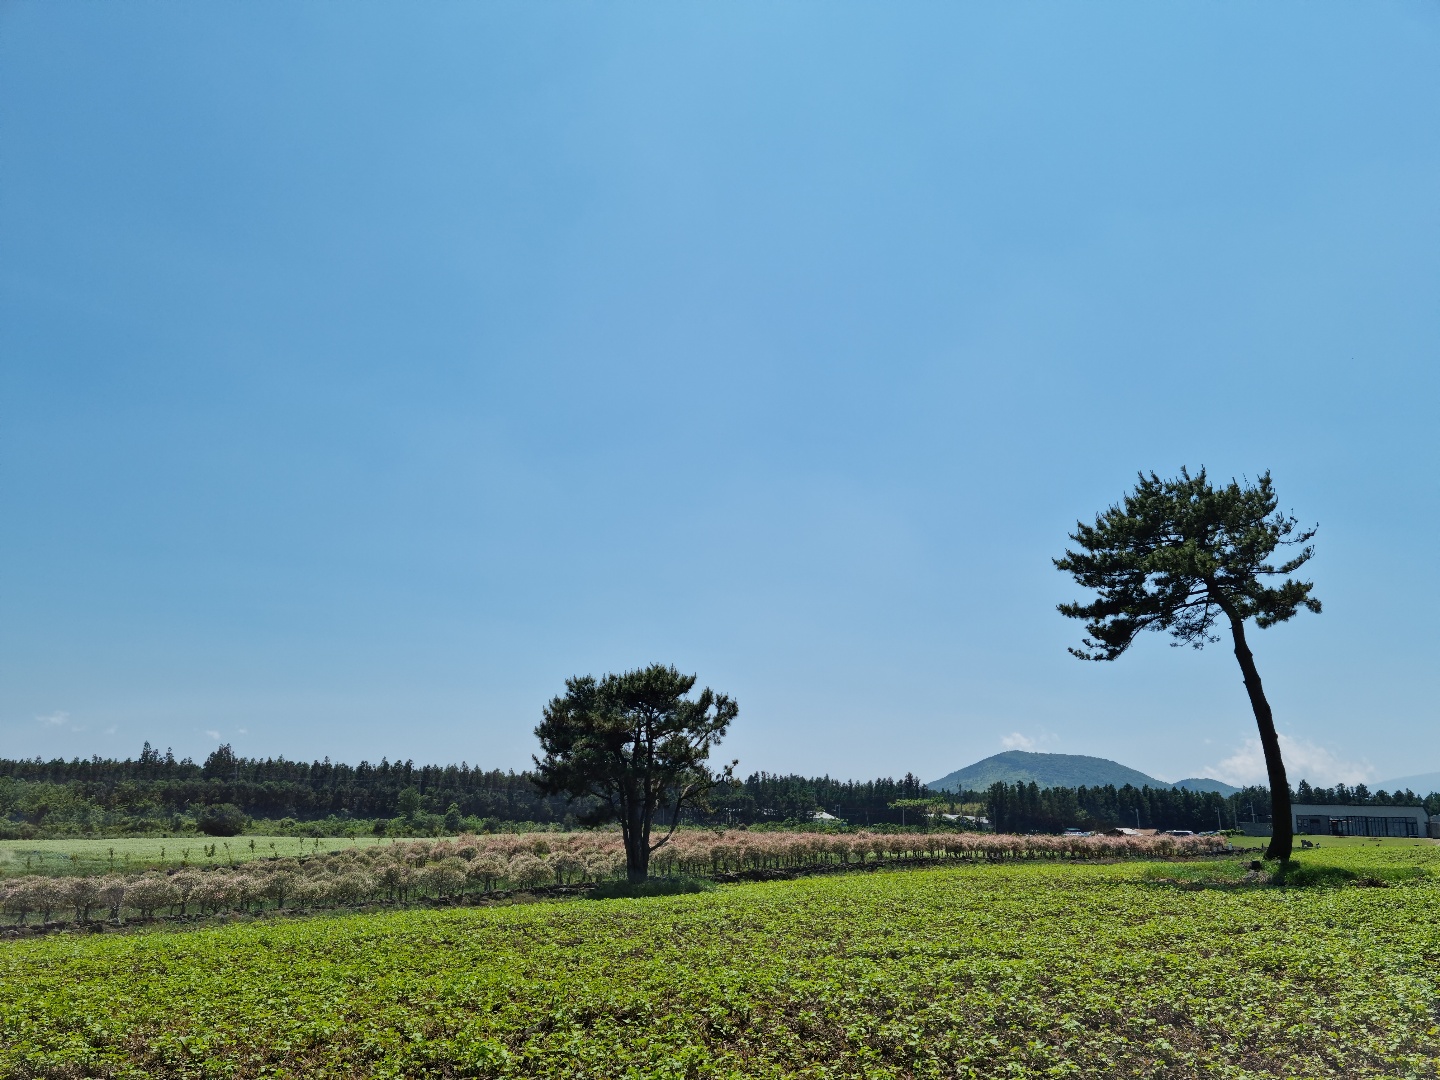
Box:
xmin=625 ymin=808 xmax=650 ymax=883
xmin=1221 ymin=604 xmax=1293 ymax=861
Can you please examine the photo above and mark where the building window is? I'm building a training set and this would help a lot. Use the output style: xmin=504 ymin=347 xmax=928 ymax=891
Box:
xmin=1388 ymin=817 xmax=1418 ymax=838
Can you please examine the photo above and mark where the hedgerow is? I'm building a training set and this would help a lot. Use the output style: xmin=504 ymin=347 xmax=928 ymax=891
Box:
xmin=0 ymin=830 xmax=1225 ymax=926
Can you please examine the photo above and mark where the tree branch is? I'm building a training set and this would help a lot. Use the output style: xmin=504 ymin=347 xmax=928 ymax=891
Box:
xmin=649 ymin=780 xmax=700 ymax=854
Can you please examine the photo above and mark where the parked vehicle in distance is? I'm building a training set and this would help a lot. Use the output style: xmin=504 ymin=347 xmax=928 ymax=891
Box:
xmin=1168 ymin=830 xmax=1196 ymax=837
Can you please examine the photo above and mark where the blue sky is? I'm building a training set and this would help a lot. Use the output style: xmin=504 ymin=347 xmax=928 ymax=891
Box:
xmin=2 ymin=2 xmax=1437 ymax=788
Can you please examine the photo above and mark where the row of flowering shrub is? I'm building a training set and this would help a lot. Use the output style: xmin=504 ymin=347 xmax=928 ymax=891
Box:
xmin=0 ymin=829 xmax=1226 ymax=925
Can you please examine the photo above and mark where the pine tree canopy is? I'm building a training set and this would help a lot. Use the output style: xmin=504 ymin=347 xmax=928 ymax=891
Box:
xmin=532 ymin=664 xmax=738 ymax=881
xmin=1055 ymin=468 xmax=1320 ymax=661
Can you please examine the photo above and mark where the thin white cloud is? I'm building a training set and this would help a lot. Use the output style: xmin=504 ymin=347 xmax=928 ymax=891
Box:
xmin=104 ymin=726 xmax=117 ymax=735
xmin=237 ymin=728 xmax=248 ymax=735
xmin=37 ymin=711 xmax=69 ymax=726
xmin=205 ymin=730 xmax=221 ymax=741
xmin=1001 ymin=732 xmax=1037 ymax=751
xmin=1206 ymin=735 xmax=1374 ymax=788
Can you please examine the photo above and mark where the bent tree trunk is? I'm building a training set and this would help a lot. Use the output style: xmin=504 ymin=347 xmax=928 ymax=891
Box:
xmin=1220 ymin=604 xmax=1293 ymax=861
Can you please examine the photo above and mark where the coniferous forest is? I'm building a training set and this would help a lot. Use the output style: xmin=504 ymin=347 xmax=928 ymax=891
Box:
xmin=0 ymin=744 xmax=944 ymax=838
xmin=3 ymin=744 xmax=1434 ymax=840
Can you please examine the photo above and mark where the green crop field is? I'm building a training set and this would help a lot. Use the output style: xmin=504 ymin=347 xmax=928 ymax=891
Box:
xmin=0 ymin=835 xmax=394 ymax=878
xmin=4 ymin=845 xmax=1440 ymax=1079
xmin=1227 ymin=834 xmax=1438 ymax=853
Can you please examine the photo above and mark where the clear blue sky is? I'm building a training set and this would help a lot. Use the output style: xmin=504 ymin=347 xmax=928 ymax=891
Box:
xmin=3 ymin=2 xmax=1437 ymax=788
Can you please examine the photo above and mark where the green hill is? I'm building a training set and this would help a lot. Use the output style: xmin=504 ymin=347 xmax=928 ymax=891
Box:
xmin=1173 ymin=777 xmax=1239 ymax=797
xmin=929 ymin=751 xmax=1169 ymax=793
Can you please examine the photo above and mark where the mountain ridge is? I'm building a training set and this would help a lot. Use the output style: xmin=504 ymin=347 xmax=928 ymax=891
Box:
xmin=1173 ymin=777 xmax=1241 ymax=796
xmin=1373 ymin=771 xmax=1440 ymax=795
xmin=929 ymin=751 xmax=1237 ymax=795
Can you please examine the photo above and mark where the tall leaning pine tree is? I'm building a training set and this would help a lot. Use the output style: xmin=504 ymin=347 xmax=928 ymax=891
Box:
xmin=1054 ymin=468 xmax=1320 ymax=861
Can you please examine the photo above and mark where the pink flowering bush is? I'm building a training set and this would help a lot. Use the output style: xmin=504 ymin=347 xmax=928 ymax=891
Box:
xmin=1 ymin=829 xmax=1225 ymax=927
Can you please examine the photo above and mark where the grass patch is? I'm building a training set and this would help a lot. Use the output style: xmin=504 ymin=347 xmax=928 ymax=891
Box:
xmin=1272 ymin=861 xmax=1363 ymax=888
xmin=1133 ymin=848 xmax=1434 ymax=890
xmin=0 ymin=834 xmax=391 ymax=877
xmin=1271 ymin=859 xmax=1425 ymax=888
xmin=1227 ymin=834 xmax=1438 ymax=853
xmin=585 ymin=874 xmax=715 ymax=899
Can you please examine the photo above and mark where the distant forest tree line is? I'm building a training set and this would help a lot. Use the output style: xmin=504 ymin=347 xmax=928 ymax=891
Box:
xmin=2 ymin=744 xmax=1434 ymax=839
xmin=0 ymin=744 xmax=938 ymax=837
xmin=986 ymin=779 xmax=1440 ymax=834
